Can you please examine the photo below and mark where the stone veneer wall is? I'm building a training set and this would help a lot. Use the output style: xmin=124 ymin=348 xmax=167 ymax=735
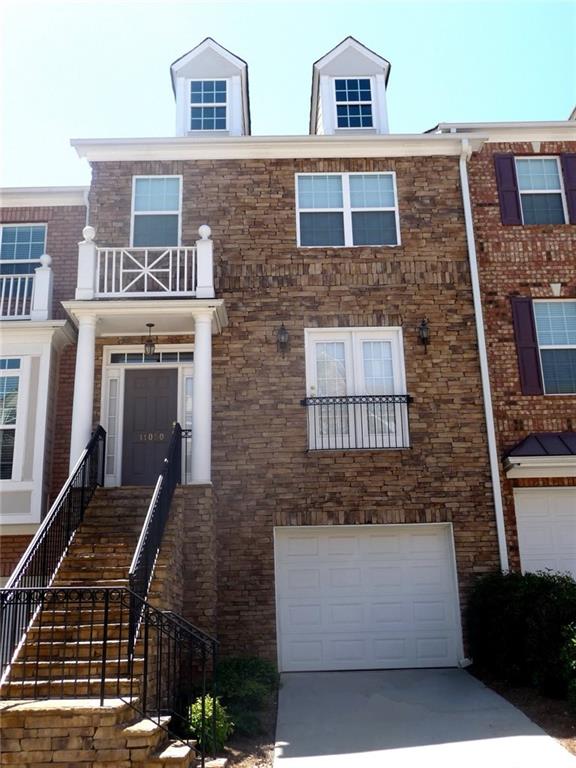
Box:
xmin=468 ymin=141 xmax=576 ymax=569
xmin=37 ymin=154 xmax=504 ymax=660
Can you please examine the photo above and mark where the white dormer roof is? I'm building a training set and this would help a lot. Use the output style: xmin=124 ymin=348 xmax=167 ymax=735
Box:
xmin=310 ymin=37 xmax=391 ymax=136
xmin=170 ymin=38 xmax=250 ymax=137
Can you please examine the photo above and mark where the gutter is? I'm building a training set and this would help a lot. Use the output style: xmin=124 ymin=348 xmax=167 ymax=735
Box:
xmin=459 ymin=138 xmax=509 ymax=571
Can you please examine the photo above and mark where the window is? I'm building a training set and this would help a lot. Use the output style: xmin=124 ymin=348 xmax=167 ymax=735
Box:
xmin=334 ymin=78 xmax=373 ymax=128
xmin=0 ymin=224 xmax=46 ymax=275
xmin=304 ymin=328 xmax=410 ymax=449
xmin=0 ymin=358 xmax=20 ymax=480
xmin=296 ymin=173 xmax=399 ymax=247
xmin=131 ymin=177 xmax=181 ymax=247
xmin=515 ymin=158 xmax=567 ymax=225
xmin=534 ymin=301 xmax=576 ymax=394
xmin=190 ymin=80 xmax=227 ymax=131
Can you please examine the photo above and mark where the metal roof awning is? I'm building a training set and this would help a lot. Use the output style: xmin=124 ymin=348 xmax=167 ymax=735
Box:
xmin=503 ymin=432 xmax=576 ymax=478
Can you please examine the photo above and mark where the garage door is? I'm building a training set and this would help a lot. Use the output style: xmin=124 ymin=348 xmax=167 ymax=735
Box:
xmin=514 ymin=489 xmax=576 ymax=578
xmin=274 ymin=525 xmax=462 ymax=672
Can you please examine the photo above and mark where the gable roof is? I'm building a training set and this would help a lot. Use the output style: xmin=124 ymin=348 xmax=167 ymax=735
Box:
xmin=170 ymin=37 xmax=248 ymax=93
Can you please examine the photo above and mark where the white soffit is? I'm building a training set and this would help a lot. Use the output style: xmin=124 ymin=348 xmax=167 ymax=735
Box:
xmin=0 ymin=187 xmax=88 ymax=208
xmin=432 ymin=122 xmax=576 ymax=142
xmin=71 ymin=134 xmax=485 ymax=161
xmin=505 ymin=455 xmax=576 ymax=478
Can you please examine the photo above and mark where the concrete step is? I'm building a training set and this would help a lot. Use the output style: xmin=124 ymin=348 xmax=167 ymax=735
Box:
xmin=147 ymin=740 xmax=196 ymax=767
xmin=121 ymin=715 xmax=173 ymax=749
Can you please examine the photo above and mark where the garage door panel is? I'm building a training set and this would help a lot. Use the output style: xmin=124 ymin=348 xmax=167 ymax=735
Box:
xmin=515 ymin=489 xmax=576 ymax=578
xmin=275 ymin=525 xmax=461 ymax=671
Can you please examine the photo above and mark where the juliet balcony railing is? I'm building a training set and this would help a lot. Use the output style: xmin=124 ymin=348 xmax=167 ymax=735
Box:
xmin=0 ymin=256 xmax=53 ymax=321
xmin=301 ymin=394 xmax=413 ymax=450
xmin=75 ymin=225 xmax=215 ymax=300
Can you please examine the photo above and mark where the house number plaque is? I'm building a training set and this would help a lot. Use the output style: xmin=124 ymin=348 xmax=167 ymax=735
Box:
xmin=137 ymin=431 xmax=167 ymax=443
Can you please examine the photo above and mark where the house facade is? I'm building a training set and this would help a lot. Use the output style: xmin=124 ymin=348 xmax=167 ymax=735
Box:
xmin=1 ymin=37 xmax=574 ymax=676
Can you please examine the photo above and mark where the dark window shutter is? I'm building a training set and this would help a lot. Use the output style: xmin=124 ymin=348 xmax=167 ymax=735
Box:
xmin=561 ymin=153 xmax=576 ymax=224
xmin=494 ymin=154 xmax=522 ymax=225
xmin=510 ymin=297 xmax=543 ymax=395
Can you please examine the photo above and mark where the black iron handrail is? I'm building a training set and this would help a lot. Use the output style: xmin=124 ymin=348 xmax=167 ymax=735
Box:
xmin=301 ymin=394 xmax=412 ymax=450
xmin=0 ymin=587 xmax=218 ymax=766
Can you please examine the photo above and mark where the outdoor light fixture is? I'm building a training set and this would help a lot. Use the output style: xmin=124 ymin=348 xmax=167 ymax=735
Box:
xmin=418 ymin=318 xmax=430 ymax=352
xmin=275 ymin=323 xmax=290 ymax=355
xmin=144 ymin=323 xmax=156 ymax=358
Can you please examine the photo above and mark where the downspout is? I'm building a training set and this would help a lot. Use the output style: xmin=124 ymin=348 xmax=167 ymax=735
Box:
xmin=459 ymin=138 xmax=509 ymax=571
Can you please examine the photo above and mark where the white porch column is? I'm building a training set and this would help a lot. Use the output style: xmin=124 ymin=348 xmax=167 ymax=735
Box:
xmin=69 ymin=314 xmax=97 ymax=471
xmin=75 ymin=226 xmax=97 ymax=300
xmin=191 ymin=311 xmax=213 ymax=483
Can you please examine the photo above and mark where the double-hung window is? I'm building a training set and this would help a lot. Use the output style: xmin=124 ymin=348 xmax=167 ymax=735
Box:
xmin=334 ymin=78 xmax=373 ymax=128
xmin=533 ymin=301 xmax=576 ymax=394
xmin=296 ymin=172 xmax=399 ymax=247
xmin=131 ymin=176 xmax=181 ymax=247
xmin=0 ymin=358 xmax=21 ymax=480
xmin=304 ymin=328 xmax=410 ymax=449
xmin=515 ymin=158 xmax=567 ymax=225
xmin=0 ymin=224 xmax=46 ymax=275
xmin=190 ymin=79 xmax=227 ymax=131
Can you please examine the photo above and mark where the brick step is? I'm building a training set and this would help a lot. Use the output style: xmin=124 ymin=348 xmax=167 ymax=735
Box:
xmin=122 ymin=715 xmax=173 ymax=750
xmin=23 ymin=638 xmax=131 ymax=659
xmin=56 ymin=566 xmax=131 ymax=580
xmin=26 ymin=621 xmax=127 ymax=642
xmin=10 ymin=657 xmax=144 ymax=679
xmin=0 ymin=676 xmax=138 ymax=698
xmin=56 ymin=578 xmax=130 ymax=588
xmin=34 ymin=606 xmax=129 ymax=624
xmin=147 ymin=740 xmax=196 ymax=767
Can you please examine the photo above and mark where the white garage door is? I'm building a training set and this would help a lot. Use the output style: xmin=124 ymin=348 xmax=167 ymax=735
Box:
xmin=514 ymin=489 xmax=576 ymax=578
xmin=274 ymin=525 xmax=462 ymax=672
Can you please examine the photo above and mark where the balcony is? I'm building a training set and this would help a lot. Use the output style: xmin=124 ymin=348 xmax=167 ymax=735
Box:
xmin=75 ymin=225 xmax=215 ymax=301
xmin=0 ymin=256 xmax=53 ymax=321
xmin=301 ymin=394 xmax=412 ymax=450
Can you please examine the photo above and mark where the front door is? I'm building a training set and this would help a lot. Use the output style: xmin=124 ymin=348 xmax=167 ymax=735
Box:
xmin=122 ymin=369 xmax=178 ymax=485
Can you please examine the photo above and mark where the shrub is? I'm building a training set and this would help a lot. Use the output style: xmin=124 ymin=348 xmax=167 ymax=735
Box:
xmin=216 ymin=656 xmax=280 ymax=736
xmin=467 ymin=570 xmax=576 ymax=697
xmin=188 ymin=695 xmax=233 ymax=753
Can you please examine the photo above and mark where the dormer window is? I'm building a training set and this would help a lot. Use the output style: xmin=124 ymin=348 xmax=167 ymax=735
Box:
xmin=335 ymin=78 xmax=373 ymax=128
xmin=190 ymin=80 xmax=227 ymax=131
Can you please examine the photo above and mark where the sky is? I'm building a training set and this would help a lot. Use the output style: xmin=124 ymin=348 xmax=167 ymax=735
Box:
xmin=1 ymin=0 xmax=575 ymax=187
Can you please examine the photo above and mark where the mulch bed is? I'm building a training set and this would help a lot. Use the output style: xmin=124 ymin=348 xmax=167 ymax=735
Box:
xmin=222 ymin=693 xmax=277 ymax=768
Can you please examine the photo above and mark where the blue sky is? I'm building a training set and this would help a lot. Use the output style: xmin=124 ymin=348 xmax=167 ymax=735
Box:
xmin=1 ymin=0 xmax=574 ymax=187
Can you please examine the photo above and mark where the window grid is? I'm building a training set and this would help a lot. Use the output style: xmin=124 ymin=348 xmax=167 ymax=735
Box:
xmin=190 ymin=80 xmax=227 ymax=131
xmin=296 ymin=172 xmax=400 ymax=247
xmin=334 ymin=78 xmax=373 ymax=129
xmin=0 ymin=225 xmax=47 ymax=275
xmin=534 ymin=301 xmax=576 ymax=395
xmin=0 ymin=363 xmax=20 ymax=480
xmin=131 ymin=176 xmax=182 ymax=247
xmin=515 ymin=157 xmax=568 ymax=225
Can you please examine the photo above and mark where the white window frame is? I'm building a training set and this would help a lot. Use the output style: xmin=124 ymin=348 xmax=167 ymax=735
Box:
xmin=130 ymin=175 xmax=183 ymax=248
xmin=333 ymin=76 xmax=375 ymax=130
xmin=188 ymin=78 xmax=229 ymax=132
xmin=0 ymin=223 xmax=47 ymax=272
xmin=515 ymin=156 xmax=568 ymax=225
xmin=304 ymin=327 xmax=408 ymax=449
xmin=0 ymin=357 xmax=30 ymax=483
xmin=533 ymin=298 xmax=576 ymax=395
xmin=100 ymin=344 xmax=194 ymax=487
xmin=295 ymin=172 xmax=400 ymax=248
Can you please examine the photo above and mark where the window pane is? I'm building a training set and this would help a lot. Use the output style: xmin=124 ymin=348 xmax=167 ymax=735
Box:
xmin=534 ymin=302 xmax=576 ymax=345
xmin=133 ymin=215 xmax=179 ymax=247
xmin=350 ymin=174 xmax=395 ymax=207
xmin=352 ymin=211 xmax=397 ymax=245
xmin=0 ymin=430 xmax=15 ymax=480
xmin=1 ymin=225 xmax=46 ymax=262
xmin=516 ymin=158 xmax=561 ymax=191
xmin=520 ymin=194 xmax=565 ymax=225
xmin=134 ymin=178 xmax=180 ymax=212
xmin=336 ymin=104 xmax=373 ymax=128
xmin=300 ymin=212 xmax=345 ymax=246
xmin=316 ymin=342 xmax=347 ymax=396
xmin=540 ymin=350 xmax=576 ymax=394
xmin=190 ymin=80 xmax=226 ymax=104
xmin=362 ymin=341 xmax=394 ymax=394
xmin=298 ymin=175 xmax=343 ymax=209
xmin=0 ymin=359 xmax=20 ymax=370
xmin=0 ymin=376 xmax=19 ymax=425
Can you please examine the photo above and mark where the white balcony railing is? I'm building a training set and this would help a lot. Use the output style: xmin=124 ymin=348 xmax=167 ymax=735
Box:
xmin=0 ymin=256 xmax=53 ymax=321
xmin=76 ymin=225 xmax=215 ymax=300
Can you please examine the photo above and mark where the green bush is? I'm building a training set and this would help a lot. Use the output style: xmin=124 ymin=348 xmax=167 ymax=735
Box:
xmin=562 ymin=623 xmax=576 ymax=713
xmin=188 ymin=695 xmax=233 ymax=753
xmin=216 ymin=656 xmax=280 ymax=736
xmin=467 ymin=570 xmax=576 ymax=697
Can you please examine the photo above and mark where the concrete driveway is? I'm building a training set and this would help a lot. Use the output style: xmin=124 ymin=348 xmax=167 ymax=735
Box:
xmin=274 ymin=669 xmax=576 ymax=768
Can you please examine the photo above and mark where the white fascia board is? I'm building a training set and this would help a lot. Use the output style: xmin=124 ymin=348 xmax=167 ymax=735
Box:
xmin=505 ymin=455 xmax=576 ymax=478
xmin=0 ymin=320 xmax=76 ymax=351
xmin=434 ymin=122 xmax=576 ymax=142
xmin=71 ymin=134 xmax=486 ymax=161
xmin=0 ymin=187 xmax=88 ymax=208
xmin=314 ymin=37 xmax=390 ymax=73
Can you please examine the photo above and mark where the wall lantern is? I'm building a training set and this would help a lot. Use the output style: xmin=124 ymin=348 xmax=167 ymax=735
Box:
xmin=275 ymin=323 xmax=290 ymax=355
xmin=144 ymin=323 xmax=156 ymax=358
xmin=418 ymin=318 xmax=430 ymax=352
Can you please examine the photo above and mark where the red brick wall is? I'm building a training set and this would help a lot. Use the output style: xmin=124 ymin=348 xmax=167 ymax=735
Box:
xmin=468 ymin=141 xmax=576 ymax=569
xmin=49 ymin=345 xmax=77 ymax=500
xmin=0 ymin=536 xmax=32 ymax=577
xmin=0 ymin=206 xmax=86 ymax=319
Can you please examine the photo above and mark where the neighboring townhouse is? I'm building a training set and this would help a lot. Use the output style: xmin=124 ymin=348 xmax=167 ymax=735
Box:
xmin=1 ymin=38 xmax=573 ymax=729
xmin=433 ymin=122 xmax=576 ymax=577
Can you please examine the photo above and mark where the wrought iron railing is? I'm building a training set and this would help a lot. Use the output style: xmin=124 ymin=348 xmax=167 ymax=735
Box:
xmin=181 ymin=428 xmax=192 ymax=484
xmin=0 ymin=587 xmax=218 ymax=766
xmin=95 ymin=247 xmax=197 ymax=297
xmin=0 ymin=273 xmax=34 ymax=318
xmin=301 ymin=394 xmax=412 ymax=450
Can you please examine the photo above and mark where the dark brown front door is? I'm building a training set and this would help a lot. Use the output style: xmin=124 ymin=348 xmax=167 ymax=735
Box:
xmin=122 ymin=369 xmax=178 ymax=486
